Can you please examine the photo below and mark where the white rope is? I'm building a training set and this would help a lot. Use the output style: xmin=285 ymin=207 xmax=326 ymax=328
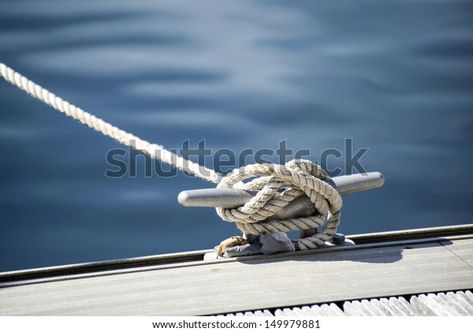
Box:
xmin=217 ymin=159 xmax=342 ymax=250
xmin=0 ymin=63 xmax=342 ymax=251
xmin=0 ymin=63 xmax=222 ymax=184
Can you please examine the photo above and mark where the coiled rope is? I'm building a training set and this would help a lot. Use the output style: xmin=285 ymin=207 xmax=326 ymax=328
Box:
xmin=0 ymin=63 xmax=342 ymax=250
xmin=217 ymin=160 xmax=341 ymax=250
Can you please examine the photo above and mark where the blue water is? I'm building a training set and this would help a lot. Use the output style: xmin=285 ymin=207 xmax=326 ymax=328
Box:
xmin=1 ymin=0 xmax=472 ymax=272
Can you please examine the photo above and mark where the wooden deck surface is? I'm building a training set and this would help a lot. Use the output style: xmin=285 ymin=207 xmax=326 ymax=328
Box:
xmin=0 ymin=234 xmax=472 ymax=315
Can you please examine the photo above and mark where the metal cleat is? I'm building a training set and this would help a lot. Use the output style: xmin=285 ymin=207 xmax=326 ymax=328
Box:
xmin=179 ymin=172 xmax=384 ymax=256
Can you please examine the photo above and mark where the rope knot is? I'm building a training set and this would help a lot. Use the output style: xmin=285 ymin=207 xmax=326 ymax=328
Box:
xmin=216 ymin=159 xmax=342 ymax=249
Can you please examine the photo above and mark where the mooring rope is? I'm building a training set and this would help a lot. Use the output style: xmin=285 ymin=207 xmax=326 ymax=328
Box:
xmin=0 ymin=63 xmax=342 ymax=251
xmin=217 ymin=160 xmax=342 ymax=250
xmin=0 ymin=63 xmax=222 ymax=184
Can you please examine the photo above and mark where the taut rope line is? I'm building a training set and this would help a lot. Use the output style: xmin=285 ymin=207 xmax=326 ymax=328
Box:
xmin=0 ymin=63 xmax=342 ymax=251
xmin=0 ymin=63 xmax=222 ymax=184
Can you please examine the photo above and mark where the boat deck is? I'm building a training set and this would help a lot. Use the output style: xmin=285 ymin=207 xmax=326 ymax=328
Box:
xmin=0 ymin=225 xmax=472 ymax=315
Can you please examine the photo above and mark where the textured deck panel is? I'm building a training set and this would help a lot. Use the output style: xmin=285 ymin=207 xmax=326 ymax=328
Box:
xmin=275 ymin=304 xmax=346 ymax=316
xmin=0 ymin=238 xmax=472 ymax=315
xmin=440 ymin=238 xmax=473 ymax=267
xmin=230 ymin=291 xmax=473 ymax=316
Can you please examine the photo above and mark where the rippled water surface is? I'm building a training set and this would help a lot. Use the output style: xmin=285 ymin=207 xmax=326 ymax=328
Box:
xmin=1 ymin=0 xmax=472 ymax=271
